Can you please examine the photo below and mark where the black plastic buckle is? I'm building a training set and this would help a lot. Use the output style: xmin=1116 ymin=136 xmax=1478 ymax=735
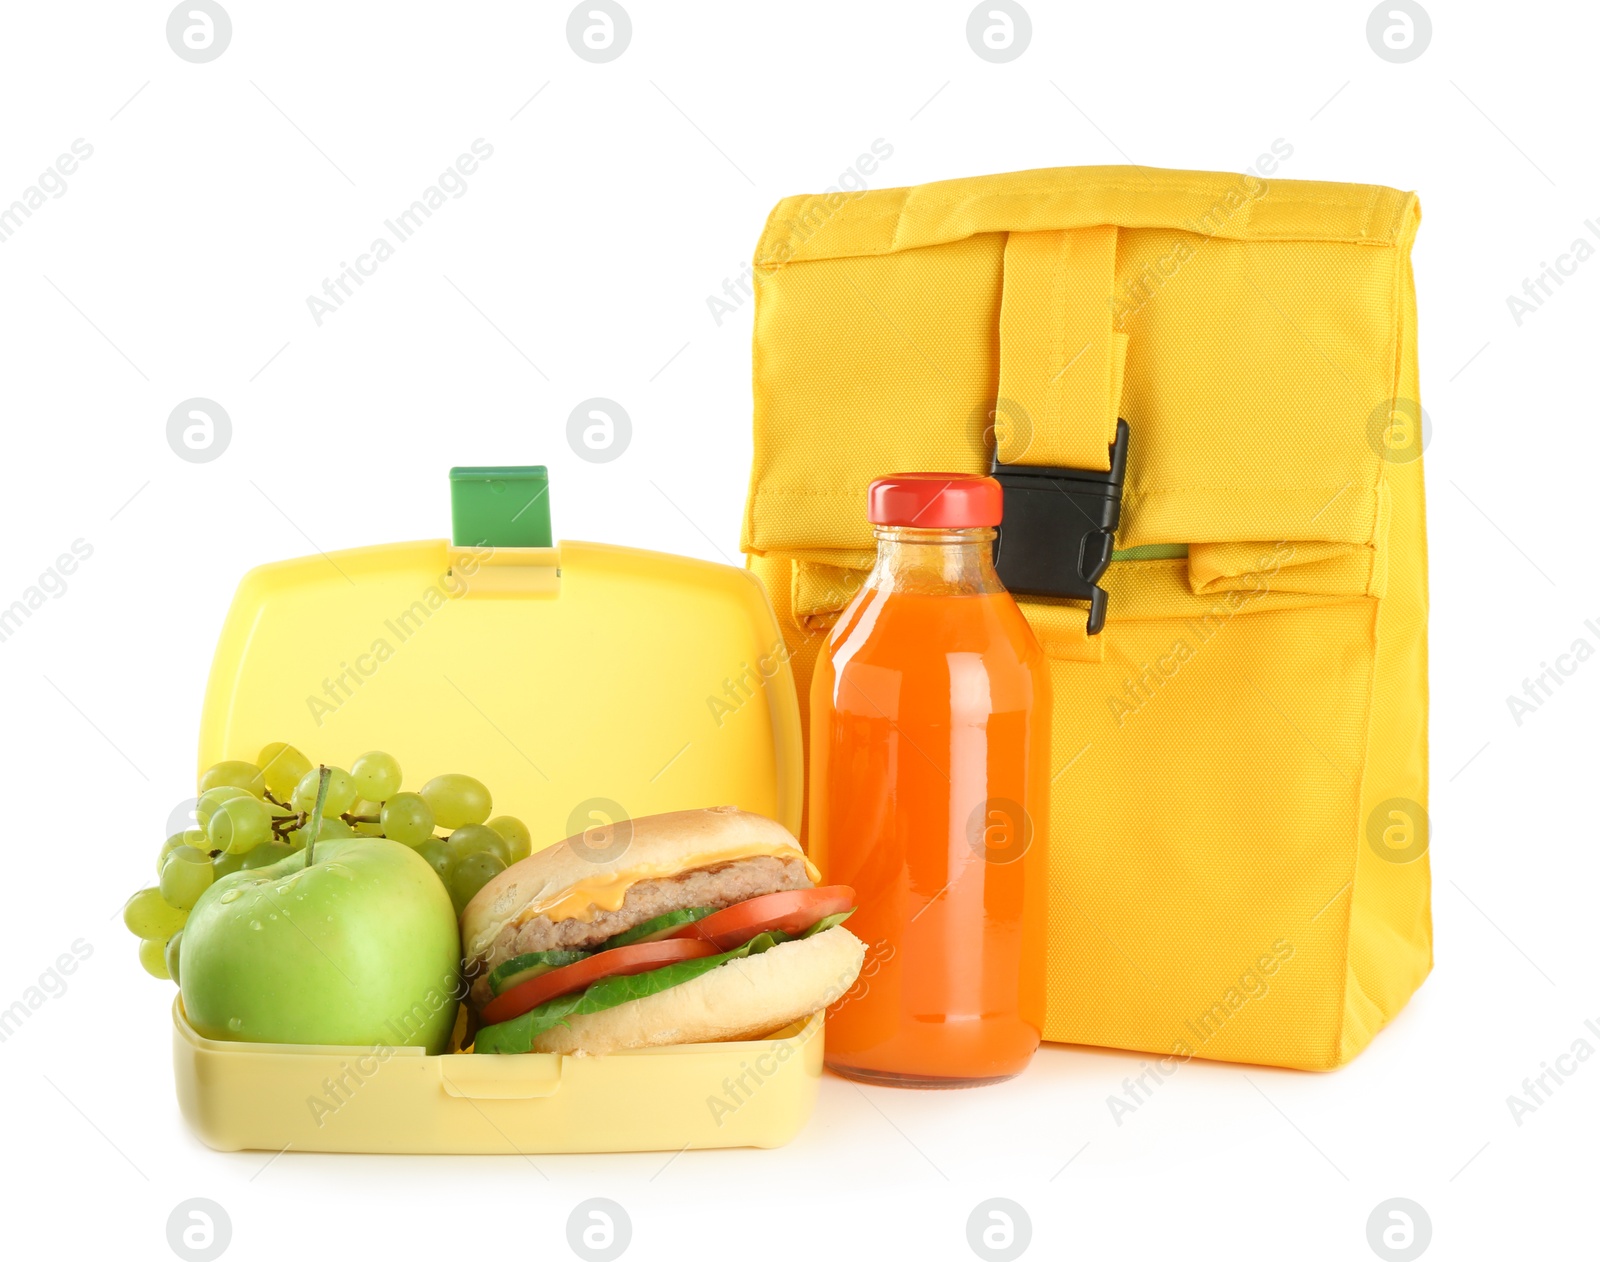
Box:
xmin=991 ymin=419 xmax=1130 ymax=635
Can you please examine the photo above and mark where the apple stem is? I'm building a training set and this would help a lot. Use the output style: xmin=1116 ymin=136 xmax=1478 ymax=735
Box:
xmin=306 ymin=766 xmax=332 ymax=867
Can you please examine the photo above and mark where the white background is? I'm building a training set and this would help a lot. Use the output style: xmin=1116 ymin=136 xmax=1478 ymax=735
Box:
xmin=1 ymin=2 xmax=1594 ymax=1260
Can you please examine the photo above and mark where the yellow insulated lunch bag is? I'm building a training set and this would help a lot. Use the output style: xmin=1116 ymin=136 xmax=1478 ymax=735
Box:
xmin=740 ymin=166 xmax=1429 ymax=1071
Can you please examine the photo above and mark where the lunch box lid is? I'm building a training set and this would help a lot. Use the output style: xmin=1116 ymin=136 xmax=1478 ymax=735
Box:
xmin=198 ymin=469 xmax=802 ymax=843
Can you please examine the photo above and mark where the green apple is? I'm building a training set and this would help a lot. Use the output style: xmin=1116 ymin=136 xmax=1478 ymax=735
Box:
xmin=180 ymin=838 xmax=461 ymax=1053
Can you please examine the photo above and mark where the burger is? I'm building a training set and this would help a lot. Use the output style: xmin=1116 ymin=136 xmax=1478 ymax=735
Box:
xmin=460 ymin=805 xmax=865 ymax=1055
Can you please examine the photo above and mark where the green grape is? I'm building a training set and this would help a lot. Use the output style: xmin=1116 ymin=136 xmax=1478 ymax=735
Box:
xmin=487 ymin=815 xmax=532 ymax=865
xmin=419 ymin=773 xmax=492 ymax=830
xmin=287 ymin=815 xmax=353 ymax=849
xmin=165 ymin=931 xmax=183 ymax=985
xmin=449 ymin=823 xmax=509 ymax=865
xmin=291 ymin=766 xmax=358 ymax=816
xmin=415 ymin=838 xmax=454 ymax=883
xmin=350 ymin=750 xmax=403 ymax=803
xmin=242 ymin=841 xmax=293 ymax=869
xmin=449 ymin=852 xmax=506 ymax=914
xmin=196 ymin=785 xmax=252 ymax=831
xmin=208 ymin=795 xmax=273 ymax=855
xmin=198 ymin=759 xmax=266 ymax=798
xmin=157 ymin=831 xmax=189 ymax=875
xmin=380 ymin=792 xmax=435 ymax=846
xmin=124 ymin=888 xmax=187 ymax=940
xmin=349 ymin=799 xmax=386 ymax=836
xmin=212 ymin=850 xmax=246 ymax=879
xmin=138 ymin=936 xmax=171 ymax=980
xmin=159 ymin=847 xmax=215 ymax=910
xmin=257 ymin=741 xmax=314 ymax=800
xmin=180 ymin=827 xmax=210 ymax=853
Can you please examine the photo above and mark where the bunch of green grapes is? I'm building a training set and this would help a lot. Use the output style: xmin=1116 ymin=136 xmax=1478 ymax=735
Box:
xmin=127 ymin=743 xmax=533 ymax=980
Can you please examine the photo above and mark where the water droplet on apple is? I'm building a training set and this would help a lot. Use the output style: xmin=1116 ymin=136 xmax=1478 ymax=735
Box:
xmin=227 ymin=1017 xmax=243 ymax=1032
xmin=249 ymin=919 xmax=262 ymax=930
xmin=219 ymin=889 xmax=241 ymax=904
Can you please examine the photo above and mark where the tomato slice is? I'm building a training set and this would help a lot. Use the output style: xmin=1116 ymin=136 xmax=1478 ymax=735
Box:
xmin=668 ymin=886 xmax=857 ymax=952
xmin=479 ymin=938 xmax=719 ymax=1027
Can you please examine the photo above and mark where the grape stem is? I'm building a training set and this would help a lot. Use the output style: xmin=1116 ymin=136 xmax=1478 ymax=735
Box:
xmin=267 ymin=810 xmax=387 ymax=841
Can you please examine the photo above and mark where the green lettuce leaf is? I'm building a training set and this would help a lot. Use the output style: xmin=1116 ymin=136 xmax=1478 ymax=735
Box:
xmin=799 ymin=910 xmax=853 ymax=938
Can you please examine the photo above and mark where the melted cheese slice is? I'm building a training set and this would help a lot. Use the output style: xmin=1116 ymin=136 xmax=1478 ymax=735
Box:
xmin=514 ymin=843 xmax=822 ymax=926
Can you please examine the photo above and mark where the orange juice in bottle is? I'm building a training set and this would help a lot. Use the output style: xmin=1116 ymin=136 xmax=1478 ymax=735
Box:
xmin=810 ymin=473 xmax=1049 ymax=1087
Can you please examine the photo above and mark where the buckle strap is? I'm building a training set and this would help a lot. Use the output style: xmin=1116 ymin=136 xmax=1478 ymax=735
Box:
xmin=995 ymin=225 xmax=1126 ymax=471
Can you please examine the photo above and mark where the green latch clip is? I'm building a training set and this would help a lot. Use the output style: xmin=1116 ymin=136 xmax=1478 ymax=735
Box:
xmin=449 ymin=466 xmax=552 ymax=549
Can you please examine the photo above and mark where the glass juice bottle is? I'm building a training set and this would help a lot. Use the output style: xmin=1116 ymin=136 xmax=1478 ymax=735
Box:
xmin=809 ymin=473 xmax=1049 ymax=1087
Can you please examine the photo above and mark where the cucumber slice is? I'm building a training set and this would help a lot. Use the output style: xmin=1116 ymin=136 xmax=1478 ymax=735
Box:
xmin=488 ymin=949 xmax=591 ymax=996
xmin=598 ymin=906 xmax=718 ymax=951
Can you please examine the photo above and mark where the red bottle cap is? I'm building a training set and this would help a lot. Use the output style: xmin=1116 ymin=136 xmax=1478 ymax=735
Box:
xmin=866 ymin=473 xmax=1003 ymax=528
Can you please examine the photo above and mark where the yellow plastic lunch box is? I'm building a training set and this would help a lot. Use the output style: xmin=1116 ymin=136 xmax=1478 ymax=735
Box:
xmin=173 ymin=467 xmax=818 ymax=1153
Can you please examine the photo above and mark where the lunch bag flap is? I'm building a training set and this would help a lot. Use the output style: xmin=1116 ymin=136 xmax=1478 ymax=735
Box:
xmin=743 ymin=167 xmax=1419 ymax=622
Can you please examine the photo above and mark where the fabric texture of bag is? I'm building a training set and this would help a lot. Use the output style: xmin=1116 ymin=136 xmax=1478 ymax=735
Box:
xmin=740 ymin=165 xmax=1429 ymax=1071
